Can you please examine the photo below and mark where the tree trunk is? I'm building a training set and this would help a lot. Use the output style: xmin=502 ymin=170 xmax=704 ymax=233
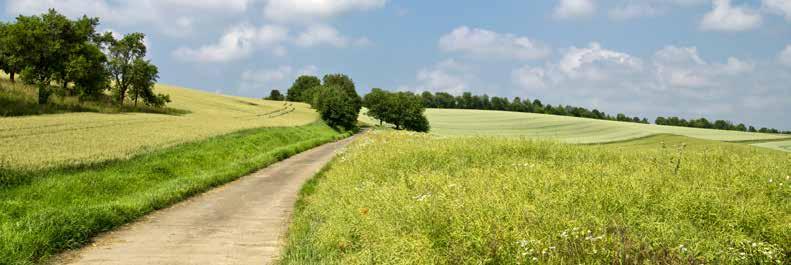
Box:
xmin=62 ymin=81 xmax=69 ymax=96
xmin=9 ymin=71 xmax=15 ymax=83
xmin=134 ymin=94 xmax=138 ymax=107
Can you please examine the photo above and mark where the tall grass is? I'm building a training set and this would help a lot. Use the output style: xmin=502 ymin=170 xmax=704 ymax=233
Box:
xmin=0 ymin=122 xmax=349 ymax=265
xmin=281 ymin=131 xmax=790 ymax=264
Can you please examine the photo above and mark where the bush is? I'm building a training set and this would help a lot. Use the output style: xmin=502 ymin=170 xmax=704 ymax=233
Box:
xmin=313 ymin=85 xmax=359 ymax=131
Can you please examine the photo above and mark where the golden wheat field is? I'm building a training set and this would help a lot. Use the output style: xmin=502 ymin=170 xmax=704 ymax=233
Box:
xmin=0 ymin=84 xmax=319 ymax=169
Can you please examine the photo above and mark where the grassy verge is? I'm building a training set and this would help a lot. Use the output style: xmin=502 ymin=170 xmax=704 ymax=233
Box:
xmin=280 ymin=131 xmax=789 ymax=264
xmin=0 ymin=122 xmax=350 ymax=264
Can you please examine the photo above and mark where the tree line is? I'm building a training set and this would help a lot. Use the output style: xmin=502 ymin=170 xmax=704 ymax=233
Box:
xmin=655 ymin=116 xmax=791 ymax=134
xmin=0 ymin=9 xmax=168 ymax=107
xmin=418 ymin=91 xmax=649 ymax=124
xmin=280 ymin=75 xmax=430 ymax=132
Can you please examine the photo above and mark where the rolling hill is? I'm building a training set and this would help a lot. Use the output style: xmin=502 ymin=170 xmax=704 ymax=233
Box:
xmin=424 ymin=109 xmax=790 ymax=146
xmin=0 ymin=84 xmax=319 ymax=170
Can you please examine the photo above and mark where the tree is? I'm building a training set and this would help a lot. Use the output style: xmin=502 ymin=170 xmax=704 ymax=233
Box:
xmin=363 ymin=88 xmax=389 ymax=125
xmin=12 ymin=10 xmax=92 ymax=104
xmin=421 ymin=91 xmax=435 ymax=108
xmin=322 ymin=74 xmax=361 ymax=113
xmin=313 ymin=85 xmax=359 ymax=130
xmin=127 ymin=59 xmax=160 ymax=107
xmin=265 ymin=89 xmax=285 ymax=101
xmin=287 ymin=75 xmax=320 ymax=102
xmin=0 ymin=22 xmax=24 ymax=83
xmin=65 ymin=42 xmax=110 ymax=99
xmin=108 ymin=32 xmax=147 ymax=104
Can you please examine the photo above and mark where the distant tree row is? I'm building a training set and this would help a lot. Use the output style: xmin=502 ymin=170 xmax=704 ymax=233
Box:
xmin=285 ymin=74 xmax=362 ymax=131
xmin=655 ymin=116 xmax=791 ymax=134
xmin=363 ymin=89 xmax=430 ymax=132
xmin=418 ymin=91 xmax=649 ymax=124
xmin=0 ymin=9 xmax=168 ymax=107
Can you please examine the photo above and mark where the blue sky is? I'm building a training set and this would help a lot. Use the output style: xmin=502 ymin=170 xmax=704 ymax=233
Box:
xmin=2 ymin=0 xmax=791 ymax=129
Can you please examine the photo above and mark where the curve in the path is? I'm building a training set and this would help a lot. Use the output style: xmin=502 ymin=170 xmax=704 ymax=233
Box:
xmin=54 ymin=133 xmax=360 ymax=265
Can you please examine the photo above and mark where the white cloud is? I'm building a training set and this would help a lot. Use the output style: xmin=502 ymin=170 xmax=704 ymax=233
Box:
xmin=5 ymin=0 xmax=250 ymax=36
xmin=779 ymin=45 xmax=791 ymax=66
xmin=700 ymin=0 xmax=762 ymax=32
xmin=173 ymin=24 xmax=288 ymax=62
xmin=413 ymin=59 xmax=474 ymax=94
xmin=558 ymin=42 xmax=643 ymax=81
xmin=512 ymin=66 xmax=549 ymax=89
xmin=764 ymin=0 xmax=791 ymax=21
xmin=295 ymin=24 xmax=370 ymax=48
xmin=553 ymin=0 xmax=596 ymax=19
xmin=438 ymin=26 xmax=550 ymax=60
xmin=263 ymin=0 xmax=387 ymax=23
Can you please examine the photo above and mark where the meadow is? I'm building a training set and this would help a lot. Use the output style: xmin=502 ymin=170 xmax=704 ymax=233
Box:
xmin=0 ymin=122 xmax=349 ymax=264
xmin=281 ymin=130 xmax=790 ymax=264
xmin=0 ymin=82 xmax=318 ymax=170
xmin=425 ymin=109 xmax=790 ymax=144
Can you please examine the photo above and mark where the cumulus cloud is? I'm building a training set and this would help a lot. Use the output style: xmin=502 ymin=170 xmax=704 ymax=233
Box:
xmin=779 ymin=45 xmax=791 ymax=66
xmin=173 ymin=24 xmax=288 ymax=62
xmin=512 ymin=66 xmax=549 ymax=89
xmin=700 ymin=0 xmax=762 ymax=31
xmin=412 ymin=59 xmax=475 ymax=94
xmin=263 ymin=0 xmax=387 ymax=23
xmin=764 ymin=0 xmax=791 ymax=21
xmin=438 ymin=26 xmax=550 ymax=60
xmin=558 ymin=42 xmax=643 ymax=81
xmin=553 ymin=0 xmax=596 ymax=19
xmin=5 ymin=0 xmax=250 ymax=34
xmin=295 ymin=24 xmax=370 ymax=48
xmin=608 ymin=3 xmax=661 ymax=20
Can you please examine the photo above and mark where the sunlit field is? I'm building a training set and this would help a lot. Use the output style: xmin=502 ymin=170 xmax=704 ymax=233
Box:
xmin=281 ymin=130 xmax=790 ymax=264
xmin=0 ymin=83 xmax=318 ymax=170
xmin=425 ymin=109 xmax=790 ymax=144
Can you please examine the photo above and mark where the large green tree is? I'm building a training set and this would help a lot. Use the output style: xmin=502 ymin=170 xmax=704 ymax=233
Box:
xmin=362 ymin=88 xmax=389 ymax=125
xmin=108 ymin=32 xmax=147 ymax=104
xmin=322 ymin=74 xmax=362 ymax=112
xmin=0 ymin=22 xmax=24 ymax=83
xmin=286 ymin=75 xmax=321 ymax=102
xmin=128 ymin=59 xmax=160 ymax=107
xmin=313 ymin=85 xmax=359 ymax=130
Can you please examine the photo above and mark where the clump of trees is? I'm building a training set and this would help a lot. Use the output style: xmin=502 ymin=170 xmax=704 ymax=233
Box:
xmin=286 ymin=74 xmax=361 ymax=131
xmin=265 ymin=89 xmax=285 ymax=101
xmin=0 ymin=9 xmax=167 ymax=107
xmin=419 ymin=91 xmax=649 ymax=125
xmin=655 ymin=116 xmax=790 ymax=134
xmin=364 ymin=88 xmax=430 ymax=132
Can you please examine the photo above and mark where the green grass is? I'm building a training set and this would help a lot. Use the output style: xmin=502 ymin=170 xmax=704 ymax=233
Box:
xmin=0 ymin=122 xmax=349 ymax=265
xmin=752 ymin=140 xmax=791 ymax=153
xmin=280 ymin=130 xmax=790 ymax=264
xmin=426 ymin=108 xmax=789 ymax=144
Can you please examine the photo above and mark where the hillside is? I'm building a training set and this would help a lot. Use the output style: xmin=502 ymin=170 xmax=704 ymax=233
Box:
xmin=425 ymin=109 xmax=789 ymax=145
xmin=0 ymin=84 xmax=319 ymax=169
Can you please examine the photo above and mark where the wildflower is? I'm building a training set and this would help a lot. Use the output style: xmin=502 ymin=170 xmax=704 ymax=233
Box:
xmin=532 ymin=257 xmax=538 ymax=261
xmin=769 ymin=178 xmax=773 ymax=183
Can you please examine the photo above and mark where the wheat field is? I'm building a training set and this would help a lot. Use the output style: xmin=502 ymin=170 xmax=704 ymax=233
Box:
xmin=0 ymin=84 xmax=319 ymax=169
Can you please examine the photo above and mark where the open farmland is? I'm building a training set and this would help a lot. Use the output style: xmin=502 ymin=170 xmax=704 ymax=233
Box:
xmin=281 ymin=130 xmax=790 ymax=264
xmin=0 ymin=84 xmax=318 ymax=170
xmin=426 ymin=109 xmax=790 ymax=144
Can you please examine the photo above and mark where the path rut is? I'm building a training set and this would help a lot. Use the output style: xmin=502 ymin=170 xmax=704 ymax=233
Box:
xmin=54 ymin=134 xmax=359 ymax=265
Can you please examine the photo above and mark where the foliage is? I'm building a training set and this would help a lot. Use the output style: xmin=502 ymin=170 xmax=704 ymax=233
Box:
xmin=287 ymin=75 xmax=321 ymax=102
xmin=281 ymin=131 xmax=790 ymax=264
xmin=266 ymin=89 xmax=285 ymax=101
xmin=656 ymin=116 xmax=790 ymax=135
xmin=363 ymin=89 xmax=430 ymax=132
xmin=107 ymin=32 xmax=148 ymax=104
xmin=312 ymin=85 xmax=360 ymax=131
xmin=0 ymin=123 xmax=349 ymax=264
xmin=322 ymin=73 xmax=362 ymax=113
xmin=127 ymin=59 xmax=163 ymax=107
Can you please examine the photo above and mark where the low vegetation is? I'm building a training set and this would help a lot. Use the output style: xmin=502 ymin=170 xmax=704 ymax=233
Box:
xmin=281 ymin=130 xmax=790 ymax=264
xmin=425 ymin=108 xmax=790 ymax=145
xmin=0 ymin=84 xmax=318 ymax=170
xmin=0 ymin=122 xmax=349 ymax=264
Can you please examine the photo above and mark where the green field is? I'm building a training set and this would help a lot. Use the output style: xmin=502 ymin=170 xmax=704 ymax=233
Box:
xmin=0 ymin=123 xmax=348 ymax=264
xmin=0 ymin=83 xmax=318 ymax=170
xmin=281 ymin=130 xmax=790 ymax=264
xmin=425 ymin=109 xmax=789 ymax=144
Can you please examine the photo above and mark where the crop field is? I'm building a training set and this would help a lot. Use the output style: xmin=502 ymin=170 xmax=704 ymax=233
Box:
xmin=0 ymin=83 xmax=318 ymax=170
xmin=426 ymin=109 xmax=789 ymax=144
xmin=752 ymin=140 xmax=791 ymax=152
xmin=281 ymin=130 xmax=790 ymax=264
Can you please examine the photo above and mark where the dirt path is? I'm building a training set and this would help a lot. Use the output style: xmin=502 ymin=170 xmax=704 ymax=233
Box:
xmin=54 ymin=134 xmax=360 ymax=265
